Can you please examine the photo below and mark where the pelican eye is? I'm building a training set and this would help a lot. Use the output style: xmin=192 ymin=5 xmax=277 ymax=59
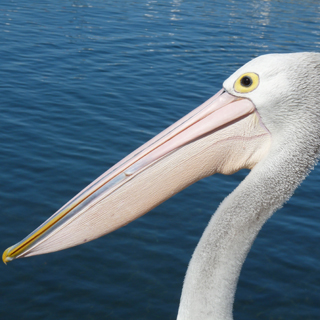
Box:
xmin=241 ymin=76 xmax=252 ymax=87
xmin=234 ymin=72 xmax=259 ymax=93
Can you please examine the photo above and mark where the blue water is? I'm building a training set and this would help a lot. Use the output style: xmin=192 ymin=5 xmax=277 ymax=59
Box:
xmin=1 ymin=1 xmax=320 ymax=319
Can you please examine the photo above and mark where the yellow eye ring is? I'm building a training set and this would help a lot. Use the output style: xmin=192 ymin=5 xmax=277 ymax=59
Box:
xmin=234 ymin=72 xmax=259 ymax=93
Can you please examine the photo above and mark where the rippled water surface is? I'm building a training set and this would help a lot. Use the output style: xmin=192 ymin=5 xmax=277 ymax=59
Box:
xmin=1 ymin=1 xmax=320 ymax=319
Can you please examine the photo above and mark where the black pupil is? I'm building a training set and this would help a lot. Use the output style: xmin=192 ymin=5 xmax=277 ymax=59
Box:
xmin=240 ymin=76 xmax=252 ymax=87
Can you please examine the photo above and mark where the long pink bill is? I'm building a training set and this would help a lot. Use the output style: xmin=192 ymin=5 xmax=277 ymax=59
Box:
xmin=3 ymin=89 xmax=270 ymax=263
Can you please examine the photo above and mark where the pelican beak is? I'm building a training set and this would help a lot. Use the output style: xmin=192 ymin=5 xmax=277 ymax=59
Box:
xmin=3 ymin=89 xmax=271 ymax=263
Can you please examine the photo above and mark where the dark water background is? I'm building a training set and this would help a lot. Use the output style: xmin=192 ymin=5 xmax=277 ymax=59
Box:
xmin=1 ymin=1 xmax=320 ymax=319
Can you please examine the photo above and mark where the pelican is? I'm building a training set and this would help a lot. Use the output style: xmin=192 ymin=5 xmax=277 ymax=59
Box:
xmin=3 ymin=52 xmax=320 ymax=319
